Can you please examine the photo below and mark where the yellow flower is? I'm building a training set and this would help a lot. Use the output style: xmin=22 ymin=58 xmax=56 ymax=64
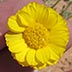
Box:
xmin=5 ymin=2 xmax=69 ymax=69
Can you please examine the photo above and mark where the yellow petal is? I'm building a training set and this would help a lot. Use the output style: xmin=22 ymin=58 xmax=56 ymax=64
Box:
xmin=36 ymin=48 xmax=49 ymax=64
xmin=21 ymin=2 xmax=49 ymax=25
xmin=48 ymin=44 xmax=65 ymax=57
xmin=26 ymin=49 xmax=38 ymax=65
xmin=5 ymin=33 xmax=23 ymax=42
xmin=15 ymin=48 xmax=29 ymax=62
xmin=5 ymin=33 xmax=27 ymax=53
xmin=52 ymin=15 xmax=68 ymax=30
xmin=48 ymin=7 xmax=58 ymax=14
xmin=8 ymin=15 xmax=25 ymax=33
xmin=47 ymin=13 xmax=58 ymax=29
xmin=17 ymin=11 xmax=35 ymax=27
xmin=33 ymin=64 xmax=47 ymax=70
xmin=49 ymin=15 xmax=69 ymax=47
xmin=5 ymin=33 xmax=23 ymax=47
xmin=36 ymin=5 xmax=49 ymax=25
xmin=9 ymin=40 xmax=27 ymax=53
xmin=47 ymin=47 xmax=60 ymax=65
xmin=50 ymin=32 xmax=69 ymax=47
xmin=21 ymin=2 xmax=40 ymax=18
xmin=18 ymin=62 xmax=29 ymax=67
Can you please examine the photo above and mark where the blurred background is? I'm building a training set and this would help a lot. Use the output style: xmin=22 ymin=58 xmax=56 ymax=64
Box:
xmin=0 ymin=0 xmax=72 ymax=72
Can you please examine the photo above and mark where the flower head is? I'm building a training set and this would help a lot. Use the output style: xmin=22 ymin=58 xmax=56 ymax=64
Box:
xmin=5 ymin=2 xmax=69 ymax=69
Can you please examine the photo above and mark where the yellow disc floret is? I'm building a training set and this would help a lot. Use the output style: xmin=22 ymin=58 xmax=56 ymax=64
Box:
xmin=23 ymin=23 xmax=49 ymax=49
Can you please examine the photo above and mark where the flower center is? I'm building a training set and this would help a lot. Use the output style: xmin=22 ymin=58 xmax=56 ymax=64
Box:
xmin=23 ymin=24 xmax=49 ymax=49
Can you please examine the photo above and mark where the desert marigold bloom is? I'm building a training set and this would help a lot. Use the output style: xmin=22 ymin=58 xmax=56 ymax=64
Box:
xmin=5 ymin=2 xmax=69 ymax=69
